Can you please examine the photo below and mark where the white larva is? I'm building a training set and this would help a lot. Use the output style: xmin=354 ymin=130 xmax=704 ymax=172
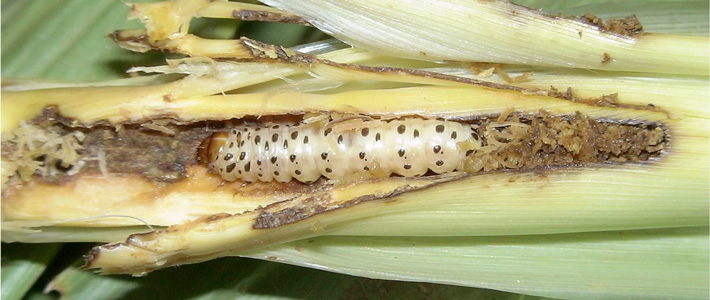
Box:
xmin=202 ymin=119 xmax=481 ymax=183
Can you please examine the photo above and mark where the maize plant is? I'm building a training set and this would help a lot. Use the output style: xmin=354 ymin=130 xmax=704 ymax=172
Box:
xmin=1 ymin=0 xmax=708 ymax=299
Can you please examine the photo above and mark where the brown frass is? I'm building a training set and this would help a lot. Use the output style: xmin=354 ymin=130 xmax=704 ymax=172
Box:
xmin=85 ymin=123 xmax=213 ymax=182
xmin=461 ymin=111 xmax=666 ymax=173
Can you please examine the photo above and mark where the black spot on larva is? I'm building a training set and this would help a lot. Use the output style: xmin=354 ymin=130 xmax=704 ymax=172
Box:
xmin=359 ymin=151 xmax=366 ymax=159
xmin=223 ymin=153 xmax=233 ymax=161
xmin=229 ymin=142 xmax=234 ymax=148
xmin=219 ymin=168 xmax=223 ymax=172
xmin=465 ymin=150 xmax=474 ymax=156
xmin=304 ymin=136 xmax=309 ymax=144
xmin=264 ymin=142 xmax=269 ymax=151
xmin=397 ymin=125 xmax=406 ymax=134
xmin=361 ymin=128 xmax=369 ymax=136
xmin=254 ymin=135 xmax=261 ymax=144
xmin=413 ymin=129 xmax=420 ymax=138
xmin=236 ymin=132 xmax=241 ymax=142
xmin=272 ymin=133 xmax=279 ymax=142
xmin=436 ymin=160 xmax=444 ymax=166
xmin=226 ymin=163 xmax=236 ymax=172
xmin=216 ymin=155 xmax=220 ymax=160
xmin=398 ymin=149 xmax=405 ymax=157
xmin=274 ymin=171 xmax=279 ymax=176
xmin=471 ymin=132 xmax=479 ymax=139
xmin=375 ymin=133 xmax=381 ymax=142
xmin=364 ymin=166 xmax=370 ymax=171
xmin=321 ymin=152 xmax=328 ymax=160
xmin=324 ymin=128 xmax=332 ymax=136
xmin=257 ymin=160 xmax=262 ymax=166
xmin=238 ymin=170 xmax=242 ymax=174
xmin=290 ymin=154 xmax=296 ymax=162
xmin=291 ymin=131 xmax=298 ymax=140
xmin=240 ymin=141 xmax=245 ymax=147
xmin=295 ymin=170 xmax=302 ymax=175
xmin=271 ymin=156 xmax=277 ymax=164
xmin=258 ymin=173 xmax=263 ymax=177
xmin=244 ymin=162 xmax=251 ymax=172
xmin=272 ymin=125 xmax=279 ymax=129
xmin=232 ymin=130 xmax=237 ymax=134
xmin=255 ymin=128 xmax=261 ymax=132
xmin=403 ymin=164 xmax=412 ymax=170
xmin=433 ymin=145 xmax=441 ymax=154
xmin=283 ymin=140 xmax=288 ymax=149
xmin=436 ymin=125 xmax=445 ymax=133
xmin=239 ymin=152 xmax=246 ymax=160
xmin=451 ymin=131 xmax=457 ymax=139
xmin=325 ymin=167 xmax=333 ymax=173
xmin=337 ymin=135 xmax=343 ymax=144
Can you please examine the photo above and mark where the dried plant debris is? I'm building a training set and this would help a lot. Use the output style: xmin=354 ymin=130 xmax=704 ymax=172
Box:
xmin=546 ymin=87 xmax=654 ymax=110
xmin=2 ymin=108 xmax=667 ymax=190
xmin=580 ymin=14 xmax=644 ymax=36
xmin=232 ymin=9 xmax=311 ymax=25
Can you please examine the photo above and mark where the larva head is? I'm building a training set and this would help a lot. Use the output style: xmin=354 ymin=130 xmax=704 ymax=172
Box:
xmin=198 ymin=132 xmax=228 ymax=169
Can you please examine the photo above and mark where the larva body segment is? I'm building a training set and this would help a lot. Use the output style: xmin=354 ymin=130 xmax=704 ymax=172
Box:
xmin=205 ymin=119 xmax=480 ymax=183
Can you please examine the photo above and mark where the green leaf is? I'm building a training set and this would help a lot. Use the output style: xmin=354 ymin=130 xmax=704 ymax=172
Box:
xmin=40 ymin=255 xmax=541 ymax=300
xmin=248 ymin=227 xmax=710 ymax=299
xmin=1 ymin=243 xmax=61 ymax=300
xmin=1 ymin=0 xmax=164 ymax=82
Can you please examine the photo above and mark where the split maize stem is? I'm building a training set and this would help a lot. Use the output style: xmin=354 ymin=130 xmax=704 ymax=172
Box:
xmin=1 ymin=0 xmax=707 ymax=298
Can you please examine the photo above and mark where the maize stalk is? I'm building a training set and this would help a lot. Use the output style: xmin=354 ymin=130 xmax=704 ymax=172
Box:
xmin=1 ymin=0 xmax=708 ymax=298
